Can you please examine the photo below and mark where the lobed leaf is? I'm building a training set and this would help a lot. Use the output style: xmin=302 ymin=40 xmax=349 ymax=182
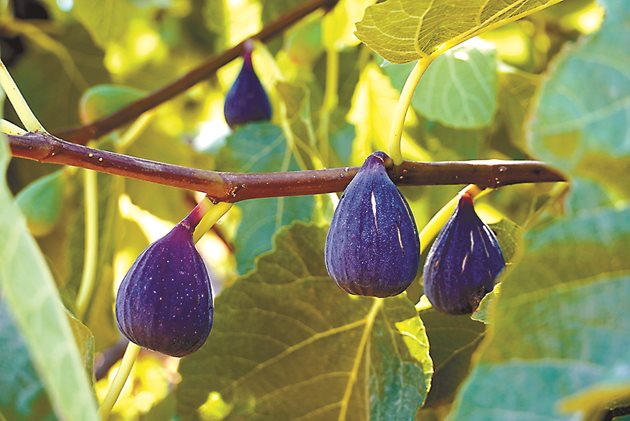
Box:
xmin=177 ymin=223 xmax=432 ymax=420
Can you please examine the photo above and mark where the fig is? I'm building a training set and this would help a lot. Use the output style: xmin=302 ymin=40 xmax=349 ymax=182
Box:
xmin=115 ymin=221 xmax=213 ymax=357
xmin=224 ymin=41 xmax=272 ymax=128
xmin=325 ymin=151 xmax=420 ymax=297
xmin=16 ymin=170 xmax=66 ymax=237
xmin=423 ymin=193 xmax=505 ymax=314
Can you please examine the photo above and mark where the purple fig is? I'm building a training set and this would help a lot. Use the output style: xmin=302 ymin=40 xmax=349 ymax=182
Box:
xmin=224 ymin=41 xmax=272 ymax=128
xmin=325 ymin=151 xmax=420 ymax=297
xmin=423 ymin=193 xmax=505 ymax=314
xmin=115 ymin=222 xmax=213 ymax=357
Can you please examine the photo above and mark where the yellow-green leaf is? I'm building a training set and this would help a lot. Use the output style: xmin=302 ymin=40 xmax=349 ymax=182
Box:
xmin=177 ymin=223 xmax=433 ymax=420
xmin=355 ymin=0 xmax=564 ymax=63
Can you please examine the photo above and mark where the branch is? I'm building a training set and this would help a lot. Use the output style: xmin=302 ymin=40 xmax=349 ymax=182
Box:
xmin=7 ymin=132 xmax=567 ymax=202
xmin=54 ymin=0 xmax=338 ymax=144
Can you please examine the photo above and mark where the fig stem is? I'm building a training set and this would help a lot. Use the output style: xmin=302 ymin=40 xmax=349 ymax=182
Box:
xmin=76 ymin=151 xmax=99 ymax=320
xmin=192 ymin=199 xmax=233 ymax=243
xmin=0 ymin=59 xmax=46 ymax=133
xmin=98 ymin=342 xmax=141 ymax=420
xmin=419 ymin=184 xmax=486 ymax=254
xmin=0 ymin=118 xmax=27 ymax=136
xmin=387 ymin=57 xmax=433 ymax=165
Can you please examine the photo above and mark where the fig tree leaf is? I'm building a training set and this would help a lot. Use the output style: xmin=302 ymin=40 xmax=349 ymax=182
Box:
xmin=16 ymin=170 xmax=66 ymax=237
xmin=382 ymin=38 xmax=498 ymax=129
xmin=217 ymin=123 xmax=315 ymax=274
xmin=497 ymin=66 xmax=540 ymax=147
xmin=79 ymin=84 xmax=146 ymax=124
xmin=177 ymin=223 xmax=433 ymax=420
xmin=322 ymin=0 xmax=376 ymax=49
xmin=0 ymin=297 xmax=55 ymax=421
xmin=355 ymin=0 xmax=564 ymax=63
xmin=449 ymin=205 xmax=630 ymax=420
xmin=528 ymin=0 xmax=630 ymax=198
xmin=0 ymin=141 xmax=98 ymax=419
xmin=8 ymin=22 xmax=110 ymax=130
xmin=72 ymin=0 xmax=142 ymax=48
xmin=420 ymin=309 xmax=485 ymax=408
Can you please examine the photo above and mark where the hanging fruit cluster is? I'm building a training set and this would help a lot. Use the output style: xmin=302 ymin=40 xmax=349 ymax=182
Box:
xmin=113 ymin=43 xmax=505 ymax=359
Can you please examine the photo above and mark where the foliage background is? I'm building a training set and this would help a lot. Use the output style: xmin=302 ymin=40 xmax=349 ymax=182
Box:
xmin=0 ymin=0 xmax=629 ymax=420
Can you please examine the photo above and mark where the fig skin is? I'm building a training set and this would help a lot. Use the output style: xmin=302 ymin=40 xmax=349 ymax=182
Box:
xmin=325 ymin=151 xmax=420 ymax=297
xmin=116 ymin=222 xmax=213 ymax=357
xmin=423 ymin=193 xmax=505 ymax=315
xmin=223 ymin=45 xmax=272 ymax=128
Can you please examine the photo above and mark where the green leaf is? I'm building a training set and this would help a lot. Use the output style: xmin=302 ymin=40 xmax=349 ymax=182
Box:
xmin=218 ymin=123 xmax=315 ymax=274
xmin=8 ymin=22 xmax=110 ymax=131
xmin=0 ymin=142 xmax=98 ymax=419
xmin=528 ymin=0 xmax=630 ymax=197
xmin=355 ymin=0 xmax=563 ymax=63
xmin=382 ymin=39 xmax=498 ymax=129
xmin=16 ymin=170 xmax=67 ymax=237
xmin=72 ymin=0 xmax=142 ymax=48
xmin=322 ymin=0 xmax=376 ymax=49
xmin=79 ymin=84 xmax=146 ymax=123
xmin=177 ymin=223 xmax=433 ymax=420
xmin=420 ymin=309 xmax=485 ymax=408
xmin=0 ymin=297 xmax=55 ymax=421
xmin=496 ymin=66 xmax=540 ymax=147
xmin=449 ymin=206 xmax=630 ymax=420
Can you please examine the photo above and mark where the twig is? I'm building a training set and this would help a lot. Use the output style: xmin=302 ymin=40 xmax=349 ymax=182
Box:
xmin=7 ymin=131 xmax=567 ymax=202
xmin=54 ymin=0 xmax=339 ymax=144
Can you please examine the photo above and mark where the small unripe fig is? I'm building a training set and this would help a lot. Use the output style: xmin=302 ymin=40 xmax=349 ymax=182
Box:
xmin=325 ymin=151 xmax=420 ymax=297
xmin=224 ymin=41 xmax=272 ymax=128
xmin=116 ymin=222 xmax=213 ymax=357
xmin=423 ymin=193 xmax=505 ymax=314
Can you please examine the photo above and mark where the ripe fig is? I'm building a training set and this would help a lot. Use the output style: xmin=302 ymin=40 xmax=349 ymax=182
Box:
xmin=224 ymin=41 xmax=272 ymax=128
xmin=325 ymin=151 xmax=420 ymax=297
xmin=423 ymin=193 xmax=505 ymax=314
xmin=116 ymin=221 xmax=213 ymax=357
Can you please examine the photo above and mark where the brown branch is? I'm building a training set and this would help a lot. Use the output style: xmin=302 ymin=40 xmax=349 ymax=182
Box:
xmin=7 ymin=132 xmax=567 ymax=202
xmin=54 ymin=0 xmax=338 ymax=144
